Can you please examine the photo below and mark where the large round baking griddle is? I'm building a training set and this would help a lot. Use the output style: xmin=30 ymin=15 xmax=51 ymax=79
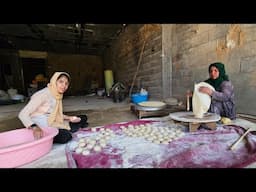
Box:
xmin=136 ymin=101 xmax=166 ymax=111
xmin=169 ymin=111 xmax=221 ymax=123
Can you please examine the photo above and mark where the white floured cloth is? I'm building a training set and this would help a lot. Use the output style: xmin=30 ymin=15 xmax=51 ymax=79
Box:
xmin=192 ymin=82 xmax=215 ymax=118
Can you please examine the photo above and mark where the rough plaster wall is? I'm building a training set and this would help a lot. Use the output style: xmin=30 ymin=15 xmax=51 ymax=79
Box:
xmin=171 ymin=24 xmax=256 ymax=115
xmin=103 ymin=24 xmax=162 ymax=99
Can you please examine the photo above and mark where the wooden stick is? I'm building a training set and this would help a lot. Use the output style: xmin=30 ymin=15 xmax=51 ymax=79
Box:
xmin=230 ymin=127 xmax=252 ymax=150
xmin=237 ymin=113 xmax=256 ymax=123
xmin=128 ymin=40 xmax=147 ymax=99
xmin=237 ymin=113 xmax=256 ymax=120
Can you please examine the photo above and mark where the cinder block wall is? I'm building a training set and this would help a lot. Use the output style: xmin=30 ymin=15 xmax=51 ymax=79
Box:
xmin=103 ymin=24 xmax=162 ymax=99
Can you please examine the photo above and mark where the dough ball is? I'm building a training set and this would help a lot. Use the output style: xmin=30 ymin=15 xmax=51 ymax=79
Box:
xmin=162 ymin=141 xmax=169 ymax=144
xmin=88 ymin=140 xmax=96 ymax=145
xmin=94 ymin=145 xmax=102 ymax=152
xmin=153 ymin=140 xmax=160 ymax=144
xmin=79 ymin=142 xmax=86 ymax=147
xmin=75 ymin=147 xmax=83 ymax=154
xmin=100 ymin=142 xmax=107 ymax=147
xmin=85 ymin=138 xmax=92 ymax=143
xmin=99 ymin=139 xmax=107 ymax=144
xmin=91 ymin=127 xmax=97 ymax=132
xmin=79 ymin=138 xmax=85 ymax=143
xmin=158 ymin=138 xmax=164 ymax=142
xmin=86 ymin=144 xmax=94 ymax=149
xmin=82 ymin=150 xmax=90 ymax=155
xmin=104 ymin=132 xmax=110 ymax=136
xmin=120 ymin=125 xmax=125 ymax=129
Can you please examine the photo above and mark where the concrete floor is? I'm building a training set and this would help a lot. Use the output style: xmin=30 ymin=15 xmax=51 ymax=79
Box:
xmin=0 ymin=95 xmax=136 ymax=132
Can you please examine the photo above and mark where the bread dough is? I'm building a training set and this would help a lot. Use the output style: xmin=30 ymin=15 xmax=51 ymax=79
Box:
xmin=192 ymin=82 xmax=215 ymax=118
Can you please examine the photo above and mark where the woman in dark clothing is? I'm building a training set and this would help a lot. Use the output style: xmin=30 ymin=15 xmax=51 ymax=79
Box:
xmin=199 ymin=62 xmax=236 ymax=120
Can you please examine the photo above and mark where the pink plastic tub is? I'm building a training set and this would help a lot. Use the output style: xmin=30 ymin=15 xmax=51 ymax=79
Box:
xmin=0 ymin=127 xmax=58 ymax=168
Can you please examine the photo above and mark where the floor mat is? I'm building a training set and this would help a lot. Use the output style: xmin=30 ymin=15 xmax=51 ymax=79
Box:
xmin=65 ymin=120 xmax=256 ymax=168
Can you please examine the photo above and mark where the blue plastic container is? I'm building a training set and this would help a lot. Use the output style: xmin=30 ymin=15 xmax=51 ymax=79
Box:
xmin=131 ymin=93 xmax=148 ymax=104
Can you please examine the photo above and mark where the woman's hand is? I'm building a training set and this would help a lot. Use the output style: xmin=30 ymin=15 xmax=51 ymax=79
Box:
xmin=32 ymin=127 xmax=44 ymax=140
xmin=198 ymin=86 xmax=213 ymax=96
xmin=69 ymin=116 xmax=81 ymax=123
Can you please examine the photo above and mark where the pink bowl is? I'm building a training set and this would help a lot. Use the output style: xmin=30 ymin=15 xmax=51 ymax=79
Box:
xmin=0 ymin=127 xmax=58 ymax=168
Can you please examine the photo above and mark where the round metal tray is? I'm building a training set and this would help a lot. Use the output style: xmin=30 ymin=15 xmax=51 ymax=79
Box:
xmin=169 ymin=111 xmax=221 ymax=123
xmin=135 ymin=103 xmax=167 ymax=111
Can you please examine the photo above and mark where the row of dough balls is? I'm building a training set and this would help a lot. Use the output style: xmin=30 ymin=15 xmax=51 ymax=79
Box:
xmin=72 ymin=128 xmax=116 ymax=155
xmin=119 ymin=123 xmax=185 ymax=144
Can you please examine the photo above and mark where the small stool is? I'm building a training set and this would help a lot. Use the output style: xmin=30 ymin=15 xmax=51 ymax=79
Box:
xmin=189 ymin=122 xmax=217 ymax=132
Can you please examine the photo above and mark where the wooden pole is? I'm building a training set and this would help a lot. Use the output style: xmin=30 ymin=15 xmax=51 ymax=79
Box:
xmin=128 ymin=40 xmax=147 ymax=100
xmin=230 ymin=127 xmax=252 ymax=150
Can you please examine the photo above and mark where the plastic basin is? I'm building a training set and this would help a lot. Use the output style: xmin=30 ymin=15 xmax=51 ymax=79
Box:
xmin=131 ymin=93 xmax=148 ymax=104
xmin=0 ymin=127 xmax=58 ymax=168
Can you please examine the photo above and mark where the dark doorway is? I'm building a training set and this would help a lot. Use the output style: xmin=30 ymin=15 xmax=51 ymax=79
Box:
xmin=21 ymin=58 xmax=46 ymax=96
